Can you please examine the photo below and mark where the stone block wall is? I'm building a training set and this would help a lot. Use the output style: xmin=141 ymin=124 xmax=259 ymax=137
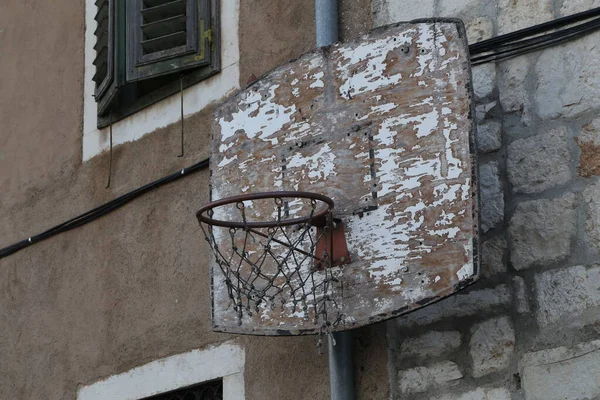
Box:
xmin=372 ymin=0 xmax=600 ymax=398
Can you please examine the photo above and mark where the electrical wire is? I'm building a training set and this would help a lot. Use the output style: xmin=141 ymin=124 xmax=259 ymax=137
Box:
xmin=471 ymin=17 xmax=600 ymax=65
xmin=469 ymin=6 xmax=600 ymax=65
xmin=469 ymin=7 xmax=600 ymax=54
xmin=0 ymin=159 xmax=208 ymax=259
xmin=2 ymin=6 xmax=600 ymax=260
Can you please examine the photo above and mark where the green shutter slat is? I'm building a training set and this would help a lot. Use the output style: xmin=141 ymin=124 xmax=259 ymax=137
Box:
xmin=94 ymin=32 xmax=108 ymax=52
xmin=141 ymin=31 xmax=187 ymax=54
xmin=93 ymin=0 xmax=110 ymax=86
xmin=142 ymin=0 xmax=186 ymax=23
xmin=142 ymin=0 xmax=177 ymax=9
xmin=93 ymin=66 xmax=107 ymax=84
xmin=94 ymin=23 xmax=107 ymax=38
xmin=138 ymin=0 xmax=188 ymax=56
xmin=95 ymin=1 xmax=109 ymax=23
xmin=141 ymin=15 xmax=186 ymax=40
xmin=93 ymin=47 xmax=108 ymax=67
xmin=92 ymin=59 xmax=108 ymax=83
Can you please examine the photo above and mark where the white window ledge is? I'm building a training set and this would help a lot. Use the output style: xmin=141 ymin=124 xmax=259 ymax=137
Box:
xmin=82 ymin=0 xmax=240 ymax=161
xmin=77 ymin=341 xmax=245 ymax=400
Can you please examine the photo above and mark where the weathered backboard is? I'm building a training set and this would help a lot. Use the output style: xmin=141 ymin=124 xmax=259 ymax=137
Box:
xmin=208 ymin=19 xmax=479 ymax=335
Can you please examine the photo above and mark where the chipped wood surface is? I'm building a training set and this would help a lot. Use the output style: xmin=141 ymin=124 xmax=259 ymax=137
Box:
xmin=209 ymin=20 xmax=479 ymax=335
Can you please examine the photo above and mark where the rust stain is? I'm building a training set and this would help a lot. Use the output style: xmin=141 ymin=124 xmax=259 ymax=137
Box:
xmin=577 ymin=138 xmax=600 ymax=178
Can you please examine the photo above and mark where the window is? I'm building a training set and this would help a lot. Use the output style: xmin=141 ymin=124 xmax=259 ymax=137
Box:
xmin=140 ymin=379 xmax=223 ymax=400
xmin=77 ymin=342 xmax=245 ymax=400
xmin=93 ymin=0 xmax=220 ymax=128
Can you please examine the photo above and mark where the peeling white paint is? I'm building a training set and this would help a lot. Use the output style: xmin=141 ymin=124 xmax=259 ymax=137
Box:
xmin=357 ymin=103 xmax=399 ymax=121
xmin=441 ymin=121 xmax=463 ymax=180
xmin=457 ymin=241 xmax=475 ymax=280
xmin=457 ymin=263 xmax=473 ymax=280
xmin=413 ymin=24 xmax=435 ymax=77
xmin=309 ymin=71 xmax=325 ymax=88
xmin=286 ymin=144 xmax=337 ymax=184
xmin=372 ymin=103 xmax=398 ymax=114
xmin=436 ymin=210 xmax=456 ymax=227
xmin=335 ymin=31 xmax=414 ymax=99
xmin=210 ymin=22 xmax=476 ymax=333
xmin=218 ymin=155 xmax=238 ymax=168
xmin=220 ymin=142 xmax=235 ymax=153
xmin=388 ymin=277 xmax=403 ymax=286
xmin=219 ymin=84 xmax=294 ymax=144
xmin=429 ymin=227 xmax=461 ymax=238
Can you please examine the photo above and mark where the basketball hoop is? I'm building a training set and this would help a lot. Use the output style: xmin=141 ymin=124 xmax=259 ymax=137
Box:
xmin=197 ymin=191 xmax=345 ymax=337
xmin=201 ymin=21 xmax=478 ymax=338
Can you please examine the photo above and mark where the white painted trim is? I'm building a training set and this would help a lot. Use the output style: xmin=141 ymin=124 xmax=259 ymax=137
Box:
xmin=82 ymin=0 xmax=241 ymax=161
xmin=77 ymin=342 xmax=245 ymax=400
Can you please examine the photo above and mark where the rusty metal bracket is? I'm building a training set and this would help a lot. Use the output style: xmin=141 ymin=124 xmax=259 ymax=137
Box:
xmin=315 ymin=219 xmax=351 ymax=269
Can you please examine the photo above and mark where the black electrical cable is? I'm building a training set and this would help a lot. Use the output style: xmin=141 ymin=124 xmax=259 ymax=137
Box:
xmin=469 ymin=7 xmax=600 ymax=65
xmin=471 ymin=16 xmax=600 ymax=65
xmin=469 ymin=6 xmax=600 ymax=54
xmin=2 ymin=7 xmax=600 ymax=260
xmin=0 ymin=158 xmax=209 ymax=259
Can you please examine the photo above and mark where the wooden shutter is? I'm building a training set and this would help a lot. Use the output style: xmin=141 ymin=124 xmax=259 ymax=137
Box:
xmin=93 ymin=0 xmax=114 ymax=99
xmin=95 ymin=0 xmax=220 ymax=128
xmin=126 ymin=0 xmax=215 ymax=82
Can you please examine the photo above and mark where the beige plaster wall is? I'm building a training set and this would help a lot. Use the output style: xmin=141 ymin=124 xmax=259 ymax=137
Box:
xmin=0 ymin=0 xmax=387 ymax=399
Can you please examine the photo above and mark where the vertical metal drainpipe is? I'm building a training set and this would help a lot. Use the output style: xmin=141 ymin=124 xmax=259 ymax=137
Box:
xmin=315 ymin=1 xmax=356 ymax=399
xmin=315 ymin=0 xmax=339 ymax=47
xmin=328 ymin=330 xmax=356 ymax=400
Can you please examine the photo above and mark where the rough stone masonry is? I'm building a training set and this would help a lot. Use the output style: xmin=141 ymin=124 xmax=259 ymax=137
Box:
xmin=373 ymin=0 xmax=600 ymax=399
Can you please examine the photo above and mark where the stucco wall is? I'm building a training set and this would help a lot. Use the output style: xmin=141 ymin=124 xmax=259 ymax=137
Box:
xmin=0 ymin=1 xmax=386 ymax=399
xmin=5 ymin=0 xmax=598 ymax=399
xmin=373 ymin=0 xmax=600 ymax=399
xmin=0 ymin=0 xmax=84 ymax=210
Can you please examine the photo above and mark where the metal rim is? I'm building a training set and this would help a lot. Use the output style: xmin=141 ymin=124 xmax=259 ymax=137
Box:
xmin=196 ymin=191 xmax=335 ymax=229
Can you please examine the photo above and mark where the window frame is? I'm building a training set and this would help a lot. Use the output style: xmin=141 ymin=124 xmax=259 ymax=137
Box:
xmin=94 ymin=0 xmax=221 ymax=129
xmin=77 ymin=342 xmax=245 ymax=400
xmin=139 ymin=378 xmax=223 ymax=400
xmin=82 ymin=0 xmax=240 ymax=162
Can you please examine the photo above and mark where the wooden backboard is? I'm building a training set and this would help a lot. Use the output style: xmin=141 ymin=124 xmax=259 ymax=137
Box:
xmin=208 ymin=19 xmax=479 ymax=335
